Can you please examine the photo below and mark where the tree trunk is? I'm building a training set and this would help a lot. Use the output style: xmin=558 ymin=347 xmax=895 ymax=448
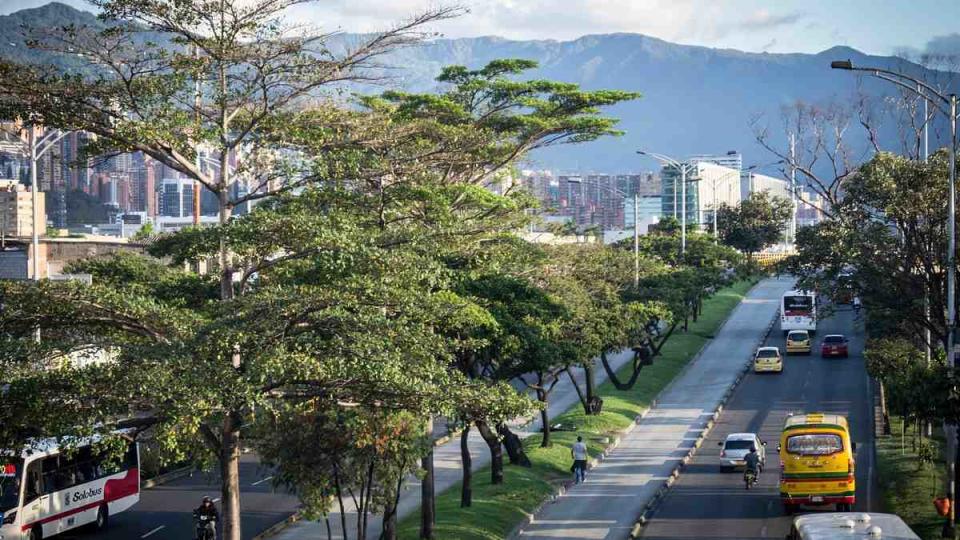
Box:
xmin=584 ymin=363 xmax=599 ymax=415
xmin=499 ymin=424 xmax=531 ymax=467
xmin=420 ymin=418 xmax=435 ymax=539
xmin=565 ymin=367 xmax=589 ymax=412
xmin=475 ymin=420 xmax=503 ymax=484
xmin=220 ymin=414 xmax=242 ymax=540
xmin=878 ymin=381 xmax=891 ymax=435
xmin=538 ymin=389 xmax=550 ymax=447
xmin=460 ymin=426 xmax=472 ymax=508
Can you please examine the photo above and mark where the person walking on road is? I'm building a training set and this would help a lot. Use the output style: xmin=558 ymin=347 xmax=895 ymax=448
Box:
xmin=571 ymin=436 xmax=588 ymax=484
xmin=852 ymin=296 xmax=862 ymax=317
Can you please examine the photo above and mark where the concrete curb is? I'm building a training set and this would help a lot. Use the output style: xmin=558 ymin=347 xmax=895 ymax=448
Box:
xmin=508 ymin=278 xmax=766 ymax=540
xmin=141 ymin=465 xmax=194 ymax=489
xmin=252 ymin=512 xmax=303 ymax=540
xmin=629 ymin=302 xmax=779 ymax=538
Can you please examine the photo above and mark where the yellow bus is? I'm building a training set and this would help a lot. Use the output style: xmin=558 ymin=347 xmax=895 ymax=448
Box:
xmin=779 ymin=413 xmax=856 ymax=514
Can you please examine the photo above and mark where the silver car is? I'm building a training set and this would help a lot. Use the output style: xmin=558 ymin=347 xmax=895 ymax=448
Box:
xmin=719 ymin=432 xmax=766 ymax=472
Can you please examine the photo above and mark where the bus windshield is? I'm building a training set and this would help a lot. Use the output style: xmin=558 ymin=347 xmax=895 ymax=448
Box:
xmin=0 ymin=458 xmax=22 ymax=514
xmin=784 ymin=295 xmax=813 ymax=315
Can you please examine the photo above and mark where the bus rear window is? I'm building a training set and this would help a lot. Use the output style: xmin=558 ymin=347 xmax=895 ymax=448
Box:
xmin=784 ymin=296 xmax=813 ymax=313
xmin=786 ymin=434 xmax=842 ymax=455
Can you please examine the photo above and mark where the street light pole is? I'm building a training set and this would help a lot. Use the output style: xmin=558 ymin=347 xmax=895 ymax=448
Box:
xmin=28 ymin=127 xmax=39 ymax=281
xmin=634 ymin=192 xmax=640 ymax=289
xmin=638 ymin=150 xmax=698 ymax=255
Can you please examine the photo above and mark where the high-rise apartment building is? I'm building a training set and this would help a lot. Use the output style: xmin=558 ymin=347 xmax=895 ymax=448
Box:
xmin=661 ymin=162 xmax=741 ymax=227
xmin=160 ymin=178 xmax=195 ymax=218
xmin=0 ymin=180 xmax=45 ymax=237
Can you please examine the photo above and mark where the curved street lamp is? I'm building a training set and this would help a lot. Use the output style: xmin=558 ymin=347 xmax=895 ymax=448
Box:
xmin=637 ymin=150 xmax=698 ymax=254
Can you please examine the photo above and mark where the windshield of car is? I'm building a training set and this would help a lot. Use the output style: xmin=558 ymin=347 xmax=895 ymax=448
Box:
xmin=788 ymin=332 xmax=808 ymax=341
xmin=786 ymin=434 xmax=843 ymax=455
xmin=0 ymin=459 xmax=22 ymax=513
xmin=756 ymin=349 xmax=779 ymax=358
xmin=724 ymin=440 xmax=755 ymax=451
xmin=824 ymin=335 xmax=845 ymax=343
xmin=784 ymin=295 xmax=813 ymax=314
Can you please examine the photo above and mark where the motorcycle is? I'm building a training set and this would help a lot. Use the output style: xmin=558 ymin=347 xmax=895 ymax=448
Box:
xmin=194 ymin=511 xmax=218 ymax=540
xmin=744 ymin=468 xmax=758 ymax=490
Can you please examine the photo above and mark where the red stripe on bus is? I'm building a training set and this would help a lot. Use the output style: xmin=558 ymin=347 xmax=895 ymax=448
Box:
xmin=21 ymin=468 xmax=139 ymax=532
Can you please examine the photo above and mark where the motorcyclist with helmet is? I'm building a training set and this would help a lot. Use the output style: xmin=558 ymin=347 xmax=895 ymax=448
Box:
xmin=194 ymin=496 xmax=219 ymax=540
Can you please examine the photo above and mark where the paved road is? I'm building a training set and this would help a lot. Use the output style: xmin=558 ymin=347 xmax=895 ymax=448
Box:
xmin=61 ymin=453 xmax=300 ymax=540
xmin=516 ymin=278 xmax=793 ymax=539
xmin=640 ymin=304 xmax=877 ymax=539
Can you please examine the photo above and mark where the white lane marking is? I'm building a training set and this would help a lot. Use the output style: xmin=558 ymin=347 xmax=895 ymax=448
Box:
xmin=141 ymin=525 xmax=165 ymax=538
xmin=761 ymin=525 xmax=768 ymax=537
xmin=251 ymin=475 xmax=274 ymax=486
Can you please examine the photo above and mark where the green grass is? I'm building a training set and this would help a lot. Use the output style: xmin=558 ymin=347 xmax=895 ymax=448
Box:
xmin=397 ymin=278 xmax=759 ymax=540
xmin=875 ymin=416 xmax=946 ymax=540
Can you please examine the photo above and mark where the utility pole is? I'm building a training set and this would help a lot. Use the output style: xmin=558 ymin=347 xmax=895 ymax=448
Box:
xmin=681 ymin=165 xmax=688 ymax=254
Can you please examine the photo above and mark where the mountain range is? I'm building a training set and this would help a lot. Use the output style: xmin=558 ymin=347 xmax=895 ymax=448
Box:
xmin=1 ymin=3 xmax=956 ymax=173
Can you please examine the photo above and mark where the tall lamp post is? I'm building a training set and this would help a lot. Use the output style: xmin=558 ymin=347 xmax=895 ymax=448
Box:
xmin=831 ymin=58 xmax=958 ymax=535
xmin=26 ymin=126 xmax=69 ymax=280
xmin=638 ymin=150 xmax=698 ymax=254
xmin=566 ymin=178 xmax=640 ymax=288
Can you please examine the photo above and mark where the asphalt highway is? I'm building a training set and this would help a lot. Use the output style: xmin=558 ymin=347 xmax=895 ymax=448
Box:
xmin=61 ymin=453 xmax=300 ymax=540
xmin=641 ymin=305 xmax=877 ymax=540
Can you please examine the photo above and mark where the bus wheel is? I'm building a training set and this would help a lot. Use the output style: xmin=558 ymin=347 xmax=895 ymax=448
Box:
xmin=29 ymin=526 xmax=42 ymax=540
xmin=93 ymin=504 xmax=109 ymax=530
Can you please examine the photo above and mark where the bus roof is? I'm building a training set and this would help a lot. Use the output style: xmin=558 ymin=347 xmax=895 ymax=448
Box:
xmin=784 ymin=413 xmax=848 ymax=430
xmin=5 ymin=430 xmax=134 ymax=460
xmin=793 ymin=512 xmax=919 ymax=539
xmin=784 ymin=290 xmax=815 ymax=297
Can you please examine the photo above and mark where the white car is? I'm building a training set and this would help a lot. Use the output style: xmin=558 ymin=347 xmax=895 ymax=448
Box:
xmin=719 ymin=432 xmax=766 ymax=472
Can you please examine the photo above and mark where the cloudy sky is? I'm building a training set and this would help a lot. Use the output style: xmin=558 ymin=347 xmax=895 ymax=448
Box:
xmin=2 ymin=0 xmax=958 ymax=56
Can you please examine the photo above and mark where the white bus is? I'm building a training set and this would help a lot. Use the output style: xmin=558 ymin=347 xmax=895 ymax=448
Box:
xmin=782 ymin=290 xmax=817 ymax=334
xmin=0 ymin=438 xmax=139 ymax=540
xmin=787 ymin=512 xmax=920 ymax=540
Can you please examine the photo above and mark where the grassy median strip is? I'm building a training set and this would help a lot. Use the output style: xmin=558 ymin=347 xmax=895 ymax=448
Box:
xmin=875 ymin=416 xmax=945 ymax=540
xmin=397 ymin=278 xmax=759 ymax=540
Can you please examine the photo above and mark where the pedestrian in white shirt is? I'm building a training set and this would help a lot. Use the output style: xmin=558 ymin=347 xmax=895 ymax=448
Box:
xmin=571 ymin=436 xmax=588 ymax=484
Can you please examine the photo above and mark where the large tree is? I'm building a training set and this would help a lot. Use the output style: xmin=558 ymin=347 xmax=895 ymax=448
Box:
xmin=788 ymin=151 xmax=951 ymax=350
xmin=716 ymin=191 xmax=793 ymax=260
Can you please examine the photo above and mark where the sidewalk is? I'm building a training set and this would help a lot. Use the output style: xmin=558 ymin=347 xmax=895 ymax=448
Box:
xmin=515 ymin=277 xmax=791 ymax=539
xmin=271 ymin=328 xmax=644 ymax=539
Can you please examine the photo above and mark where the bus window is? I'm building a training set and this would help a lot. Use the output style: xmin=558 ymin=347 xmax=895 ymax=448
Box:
xmin=41 ymin=456 xmax=59 ymax=495
xmin=24 ymin=460 xmax=42 ymax=503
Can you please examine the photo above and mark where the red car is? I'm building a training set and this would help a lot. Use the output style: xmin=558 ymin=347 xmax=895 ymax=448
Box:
xmin=821 ymin=334 xmax=849 ymax=358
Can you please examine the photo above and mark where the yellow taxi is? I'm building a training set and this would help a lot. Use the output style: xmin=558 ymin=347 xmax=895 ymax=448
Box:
xmin=786 ymin=330 xmax=812 ymax=355
xmin=754 ymin=346 xmax=783 ymax=373
xmin=779 ymin=413 xmax=856 ymax=514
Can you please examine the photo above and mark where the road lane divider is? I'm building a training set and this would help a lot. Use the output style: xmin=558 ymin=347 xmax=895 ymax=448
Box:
xmin=629 ymin=305 xmax=779 ymax=539
xmin=140 ymin=525 xmax=165 ymax=538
